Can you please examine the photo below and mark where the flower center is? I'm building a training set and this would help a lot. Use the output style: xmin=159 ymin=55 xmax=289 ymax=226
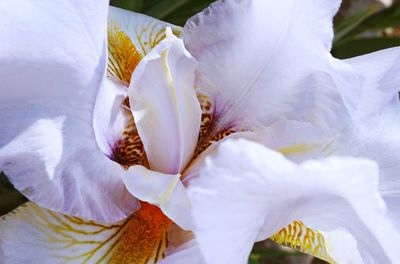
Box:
xmin=104 ymin=21 xmax=239 ymax=263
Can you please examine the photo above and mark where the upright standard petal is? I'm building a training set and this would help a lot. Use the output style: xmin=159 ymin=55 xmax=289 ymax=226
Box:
xmin=0 ymin=0 xmax=138 ymax=221
xmin=128 ymin=30 xmax=202 ymax=174
xmin=183 ymin=0 xmax=352 ymax=133
xmin=183 ymin=139 xmax=400 ymax=264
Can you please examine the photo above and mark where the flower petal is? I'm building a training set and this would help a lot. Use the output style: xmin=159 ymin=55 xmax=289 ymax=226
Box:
xmin=343 ymin=47 xmax=400 ymax=119
xmin=184 ymin=139 xmax=400 ymax=263
xmin=182 ymin=0 xmax=351 ymax=131
xmin=93 ymin=78 xmax=147 ymax=168
xmin=271 ymin=222 xmax=364 ymax=263
xmin=122 ymin=165 xmax=192 ymax=230
xmin=128 ymin=31 xmax=202 ymax=174
xmin=0 ymin=202 xmax=171 ymax=264
xmin=0 ymin=0 xmax=138 ymax=221
xmin=239 ymin=120 xmax=332 ymax=162
xmin=331 ymin=100 xmax=400 ymax=232
xmin=160 ymin=240 xmax=205 ymax=264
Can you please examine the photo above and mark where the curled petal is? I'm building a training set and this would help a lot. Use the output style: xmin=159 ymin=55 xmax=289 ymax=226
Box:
xmin=129 ymin=31 xmax=202 ymax=174
xmin=122 ymin=165 xmax=192 ymax=230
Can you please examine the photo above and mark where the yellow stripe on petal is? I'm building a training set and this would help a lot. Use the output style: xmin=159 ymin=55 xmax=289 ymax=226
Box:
xmin=276 ymin=144 xmax=320 ymax=156
xmin=134 ymin=23 xmax=180 ymax=56
xmin=107 ymin=17 xmax=181 ymax=85
xmin=271 ymin=221 xmax=336 ymax=264
xmin=0 ymin=202 xmax=171 ymax=264
xmin=108 ymin=21 xmax=142 ymax=84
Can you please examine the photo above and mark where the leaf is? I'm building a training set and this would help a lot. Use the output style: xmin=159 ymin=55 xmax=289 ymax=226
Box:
xmin=145 ymin=0 xmax=192 ymax=20
xmin=333 ymin=2 xmax=400 ymax=48
xmin=110 ymin=0 xmax=143 ymax=12
xmin=163 ymin=0 xmax=214 ymax=26
xmin=334 ymin=5 xmax=381 ymax=45
xmin=332 ymin=37 xmax=400 ymax=59
xmin=359 ymin=2 xmax=400 ymax=31
xmin=0 ymin=172 xmax=27 ymax=216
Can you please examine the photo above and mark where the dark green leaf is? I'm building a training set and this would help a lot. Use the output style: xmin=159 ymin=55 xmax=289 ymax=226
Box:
xmin=163 ymin=0 xmax=213 ymax=26
xmin=334 ymin=5 xmax=380 ymax=45
xmin=0 ymin=172 xmax=27 ymax=216
xmin=332 ymin=37 xmax=400 ymax=59
xmin=110 ymin=0 xmax=143 ymax=12
xmin=145 ymin=0 xmax=192 ymax=20
xmin=358 ymin=2 xmax=400 ymax=31
xmin=333 ymin=3 xmax=400 ymax=48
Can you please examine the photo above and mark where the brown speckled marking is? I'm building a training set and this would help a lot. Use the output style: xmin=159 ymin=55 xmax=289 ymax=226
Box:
xmin=194 ymin=94 xmax=237 ymax=158
xmin=111 ymin=98 xmax=147 ymax=168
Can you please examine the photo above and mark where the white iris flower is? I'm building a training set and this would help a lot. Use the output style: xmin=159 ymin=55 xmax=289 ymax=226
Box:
xmin=0 ymin=1 xmax=400 ymax=264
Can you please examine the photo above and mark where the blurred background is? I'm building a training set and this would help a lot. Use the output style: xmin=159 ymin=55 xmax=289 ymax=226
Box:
xmin=1 ymin=0 xmax=399 ymax=263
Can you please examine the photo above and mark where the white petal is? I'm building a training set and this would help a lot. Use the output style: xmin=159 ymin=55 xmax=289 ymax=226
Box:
xmin=185 ymin=139 xmax=400 ymax=264
xmin=0 ymin=0 xmax=138 ymax=221
xmin=185 ymin=120 xmax=330 ymax=179
xmin=182 ymin=0 xmax=351 ymax=130
xmin=93 ymin=78 xmax=130 ymax=158
xmin=129 ymin=32 xmax=202 ymax=174
xmin=331 ymin=100 xmax=400 ymax=232
xmin=239 ymin=120 xmax=332 ymax=162
xmin=321 ymin=230 xmax=363 ymax=263
xmin=343 ymin=47 xmax=400 ymax=119
xmin=122 ymin=165 xmax=192 ymax=229
xmin=0 ymin=202 xmax=172 ymax=263
xmin=160 ymin=240 xmax=205 ymax=264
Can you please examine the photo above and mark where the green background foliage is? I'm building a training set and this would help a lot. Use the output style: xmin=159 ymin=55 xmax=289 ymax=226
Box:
xmin=1 ymin=0 xmax=400 ymax=263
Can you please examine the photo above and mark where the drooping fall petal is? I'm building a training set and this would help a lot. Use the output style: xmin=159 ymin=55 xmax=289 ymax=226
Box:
xmin=0 ymin=0 xmax=138 ymax=222
xmin=182 ymin=139 xmax=400 ymax=264
xmin=0 ymin=203 xmax=172 ymax=264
